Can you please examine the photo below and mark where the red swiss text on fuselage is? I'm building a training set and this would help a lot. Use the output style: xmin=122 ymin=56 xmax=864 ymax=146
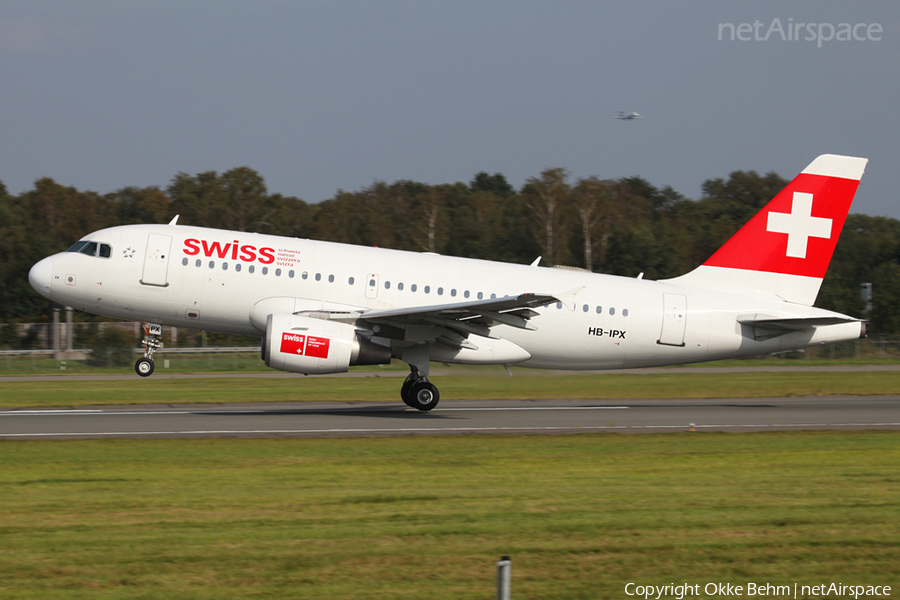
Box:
xmin=182 ymin=239 xmax=276 ymax=264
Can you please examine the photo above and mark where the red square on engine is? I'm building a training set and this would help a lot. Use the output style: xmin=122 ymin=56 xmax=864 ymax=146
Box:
xmin=280 ymin=333 xmax=306 ymax=355
xmin=305 ymin=336 xmax=330 ymax=358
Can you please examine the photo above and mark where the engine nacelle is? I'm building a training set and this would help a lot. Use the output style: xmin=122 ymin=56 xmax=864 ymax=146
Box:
xmin=264 ymin=313 xmax=391 ymax=374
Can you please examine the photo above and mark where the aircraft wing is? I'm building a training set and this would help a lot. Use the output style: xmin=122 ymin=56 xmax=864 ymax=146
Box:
xmin=359 ymin=293 xmax=558 ymax=340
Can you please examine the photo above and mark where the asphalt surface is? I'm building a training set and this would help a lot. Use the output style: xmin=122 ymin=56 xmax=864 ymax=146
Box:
xmin=0 ymin=396 xmax=897 ymax=439
xmin=2 ymin=363 xmax=900 ymax=382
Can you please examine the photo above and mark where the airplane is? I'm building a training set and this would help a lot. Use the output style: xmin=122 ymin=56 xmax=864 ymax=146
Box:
xmin=29 ymin=154 xmax=867 ymax=411
xmin=614 ymin=111 xmax=641 ymax=120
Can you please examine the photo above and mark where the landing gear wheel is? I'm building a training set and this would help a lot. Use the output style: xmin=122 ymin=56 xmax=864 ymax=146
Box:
xmin=408 ymin=380 xmax=439 ymax=411
xmin=400 ymin=376 xmax=416 ymax=407
xmin=135 ymin=357 xmax=155 ymax=377
xmin=137 ymin=322 xmax=162 ymax=378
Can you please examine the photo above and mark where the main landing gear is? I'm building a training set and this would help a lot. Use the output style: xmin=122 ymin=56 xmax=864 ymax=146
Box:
xmin=135 ymin=323 xmax=162 ymax=377
xmin=400 ymin=367 xmax=440 ymax=411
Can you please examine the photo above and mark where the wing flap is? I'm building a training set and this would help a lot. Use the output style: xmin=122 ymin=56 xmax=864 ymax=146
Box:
xmin=360 ymin=293 xmax=557 ymax=326
xmin=357 ymin=292 xmax=557 ymax=348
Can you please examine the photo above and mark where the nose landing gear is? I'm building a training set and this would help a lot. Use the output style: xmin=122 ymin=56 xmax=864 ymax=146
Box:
xmin=135 ymin=323 xmax=162 ymax=377
xmin=401 ymin=367 xmax=440 ymax=411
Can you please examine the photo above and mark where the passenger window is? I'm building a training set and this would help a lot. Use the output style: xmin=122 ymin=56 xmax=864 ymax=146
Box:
xmin=491 ymin=293 xmax=496 ymax=299
xmin=275 ymin=268 xmax=282 ymax=276
xmin=315 ymin=273 xmax=321 ymax=281
xmin=385 ymin=281 xmax=391 ymax=289
xmin=583 ymin=304 xmax=588 ymax=312
xmin=451 ymin=289 xmax=457 ymax=297
xmin=182 ymin=258 xmax=188 ymax=266
xmin=236 ymin=264 xmax=242 ymax=272
xmin=349 ymin=277 xmax=355 ymax=285
xmin=398 ymin=283 xmax=404 ymax=291
xmin=262 ymin=267 xmax=269 ymax=275
xmin=424 ymin=286 xmax=431 ymax=294
xmin=437 ymin=287 xmax=443 ymax=295
xmin=99 ymin=244 xmax=112 ymax=258
xmin=222 ymin=262 xmax=229 ymax=271
xmin=623 ymin=309 xmax=629 ymax=317
xmin=369 ymin=278 xmax=375 ymax=287
xmin=328 ymin=274 xmax=334 ymax=283
xmin=195 ymin=259 xmax=201 ymax=267
xmin=477 ymin=292 xmax=483 ymax=300
xmin=288 ymin=270 xmax=293 ymax=278
xmin=208 ymin=261 xmax=215 ymax=269
xmin=556 ymin=302 xmax=562 ymax=309
xmin=249 ymin=265 xmax=255 ymax=274
xmin=609 ymin=307 xmax=615 ymax=315
xmin=596 ymin=306 xmax=602 ymax=314
xmin=302 ymin=272 xmax=308 ymax=280
xmin=464 ymin=290 xmax=470 ymax=298
xmin=411 ymin=284 xmax=417 ymax=292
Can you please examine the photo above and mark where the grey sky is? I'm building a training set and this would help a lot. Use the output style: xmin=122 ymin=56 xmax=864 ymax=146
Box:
xmin=1 ymin=1 xmax=898 ymax=218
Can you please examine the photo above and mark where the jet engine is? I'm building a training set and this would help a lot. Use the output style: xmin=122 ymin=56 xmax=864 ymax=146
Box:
xmin=264 ymin=313 xmax=391 ymax=374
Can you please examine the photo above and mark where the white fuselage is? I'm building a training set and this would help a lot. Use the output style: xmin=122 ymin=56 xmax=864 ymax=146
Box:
xmin=34 ymin=224 xmax=863 ymax=370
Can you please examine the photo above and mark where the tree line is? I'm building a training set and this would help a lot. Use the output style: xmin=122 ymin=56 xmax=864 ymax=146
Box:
xmin=2 ymin=165 xmax=899 ymax=336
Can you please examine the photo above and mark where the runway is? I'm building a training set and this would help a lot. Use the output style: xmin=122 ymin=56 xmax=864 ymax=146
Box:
xmin=2 ymin=363 xmax=899 ymax=383
xmin=0 ymin=396 xmax=898 ymax=439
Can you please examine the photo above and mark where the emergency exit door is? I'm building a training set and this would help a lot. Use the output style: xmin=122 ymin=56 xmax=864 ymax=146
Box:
xmin=141 ymin=234 xmax=172 ymax=287
xmin=658 ymin=293 xmax=687 ymax=347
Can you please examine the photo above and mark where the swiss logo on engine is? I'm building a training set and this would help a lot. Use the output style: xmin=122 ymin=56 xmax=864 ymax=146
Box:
xmin=280 ymin=333 xmax=306 ymax=355
xmin=305 ymin=336 xmax=330 ymax=358
xmin=279 ymin=332 xmax=330 ymax=358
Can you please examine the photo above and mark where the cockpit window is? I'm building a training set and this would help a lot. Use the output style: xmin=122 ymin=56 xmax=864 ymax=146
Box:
xmin=65 ymin=241 xmax=111 ymax=258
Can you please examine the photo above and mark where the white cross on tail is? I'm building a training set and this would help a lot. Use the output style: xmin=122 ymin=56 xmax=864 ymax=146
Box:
xmin=766 ymin=192 xmax=832 ymax=259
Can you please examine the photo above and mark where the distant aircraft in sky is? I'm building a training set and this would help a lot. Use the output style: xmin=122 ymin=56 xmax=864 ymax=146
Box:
xmin=614 ymin=111 xmax=641 ymax=120
xmin=29 ymin=155 xmax=867 ymax=412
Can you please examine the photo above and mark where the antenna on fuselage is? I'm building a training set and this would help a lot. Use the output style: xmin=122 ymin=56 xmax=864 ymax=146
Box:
xmin=168 ymin=215 xmax=180 ymax=226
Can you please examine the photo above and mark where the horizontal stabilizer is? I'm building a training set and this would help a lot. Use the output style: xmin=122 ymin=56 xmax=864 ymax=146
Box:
xmin=737 ymin=314 xmax=859 ymax=331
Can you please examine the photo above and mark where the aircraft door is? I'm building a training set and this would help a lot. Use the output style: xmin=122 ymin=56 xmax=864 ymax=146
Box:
xmin=658 ymin=293 xmax=687 ymax=347
xmin=365 ymin=274 xmax=379 ymax=299
xmin=141 ymin=234 xmax=172 ymax=287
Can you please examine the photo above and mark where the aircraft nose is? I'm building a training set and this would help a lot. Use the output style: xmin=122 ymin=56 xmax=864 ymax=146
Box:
xmin=29 ymin=257 xmax=54 ymax=300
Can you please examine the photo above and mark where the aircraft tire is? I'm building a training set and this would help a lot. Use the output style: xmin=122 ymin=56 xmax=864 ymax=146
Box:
xmin=400 ymin=375 xmax=418 ymax=407
xmin=135 ymin=357 xmax=155 ymax=377
xmin=408 ymin=381 xmax=439 ymax=412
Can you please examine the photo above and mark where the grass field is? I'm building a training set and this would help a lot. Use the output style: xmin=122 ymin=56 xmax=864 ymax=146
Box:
xmin=0 ymin=432 xmax=897 ymax=599
xmin=1 ymin=369 xmax=899 ymax=409
xmin=0 ymin=336 xmax=898 ymax=377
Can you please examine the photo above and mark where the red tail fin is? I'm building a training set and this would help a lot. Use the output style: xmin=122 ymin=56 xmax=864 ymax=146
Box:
xmin=668 ymin=154 xmax=867 ymax=305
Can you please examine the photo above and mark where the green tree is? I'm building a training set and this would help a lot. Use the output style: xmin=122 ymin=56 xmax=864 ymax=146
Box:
xmin=870 ymin=263 xmax=900 ymax=333
xmin=109 ymin=186 xmax=171 ymax=225
xmin=523 ymin=168 xmax=571 ymax=266
xmin=470 ymin=172 xmax=513 ymax=198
